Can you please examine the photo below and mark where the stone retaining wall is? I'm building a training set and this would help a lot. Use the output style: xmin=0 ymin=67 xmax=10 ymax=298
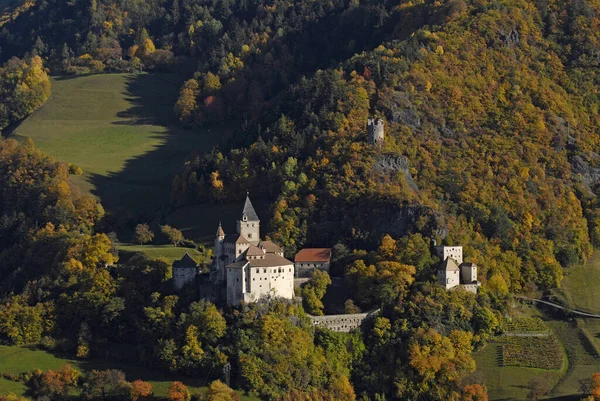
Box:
xmin=309 ymin=309 xmax=380 ymax=332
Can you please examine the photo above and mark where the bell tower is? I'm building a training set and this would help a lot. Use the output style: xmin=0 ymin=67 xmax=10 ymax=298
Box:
xmin=237 ymin=193 xmax=260 ymax=245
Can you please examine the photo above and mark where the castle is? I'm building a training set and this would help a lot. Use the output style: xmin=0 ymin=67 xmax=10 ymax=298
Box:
xmin=173 ymin=195 xmax=295 ymax=306
xmin=367 ymin=118 xmax=384 ymax=146
xmin=435 ymin=245 xmax=480 ymax=293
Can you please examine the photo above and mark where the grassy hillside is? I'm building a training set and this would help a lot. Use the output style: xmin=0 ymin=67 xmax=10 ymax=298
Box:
xmin=9 ymin=73 xmax=229 ymax=216
xmin=561 ymin=252 xmax=600 ymax=313
xmin=474 ymin=258 xmax=600 ymax=400
xmin=471 ymin=309 xmax=567 ymax=400
xmin=0 ymin=345 xmax=258 ymax=400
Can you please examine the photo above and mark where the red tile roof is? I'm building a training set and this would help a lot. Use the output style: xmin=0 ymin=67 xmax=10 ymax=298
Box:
xmin=294 ymin=248 xmax=332 ymax=263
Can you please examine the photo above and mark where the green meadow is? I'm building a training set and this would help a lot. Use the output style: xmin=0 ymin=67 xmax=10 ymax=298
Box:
xmin=0 ymin=345 xmax=258 ymax=400
xmin=9 ymin=73 xmax=229 ymax=216
xmin=118 ymin=244 xmax=203 ymax=264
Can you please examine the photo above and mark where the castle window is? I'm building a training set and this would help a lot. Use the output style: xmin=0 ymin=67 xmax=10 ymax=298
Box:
xmin=237 ymin=278 xmax=239 ymax=282
xmin=248 ymin=233 xmax=252 ymax=239
xmin=263 ymin=269 xmax=266 ymax=273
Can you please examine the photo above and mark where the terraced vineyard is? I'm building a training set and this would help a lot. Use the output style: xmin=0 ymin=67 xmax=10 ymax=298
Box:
xmin=501 ymin=336 xmax=564 ymax=370
xmin=504 ymin=317 xmax=547 ymax=333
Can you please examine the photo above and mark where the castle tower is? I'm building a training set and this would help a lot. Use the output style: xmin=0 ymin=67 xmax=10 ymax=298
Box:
xmin=212 ymin=221 xmax=226 ymax=283
xmin=367 ymin=118 xmax=384 ymax=146
xmin=237 ymin=194 xmax=260 ymax=245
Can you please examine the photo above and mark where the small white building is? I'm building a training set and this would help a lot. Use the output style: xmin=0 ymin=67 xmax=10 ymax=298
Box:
xmin=435 ymin=245 xmax=481 ymax=294
xmin=294 ymin=248 xmax=332 ymax=277
xmin=173 ymin=253 xmax=198 ymax=290
xmin=438 ymin=257 xmax=461 ymax=289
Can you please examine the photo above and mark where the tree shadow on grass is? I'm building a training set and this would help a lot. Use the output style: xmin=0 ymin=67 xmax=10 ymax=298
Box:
xmin=88 ymin=73 xmax=232 ymax=225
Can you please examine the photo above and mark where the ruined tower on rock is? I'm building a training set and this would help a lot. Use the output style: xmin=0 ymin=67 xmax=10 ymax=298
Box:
xmin=367 ymin=118 xmax=384 ymax=146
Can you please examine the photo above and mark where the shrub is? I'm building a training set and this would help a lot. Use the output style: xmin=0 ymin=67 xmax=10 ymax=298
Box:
xmin=168 ymin=382 xmax=190 ymax=401
xmin=130 ymin=380 xmax=152 ymax=401
xmin=68 ymin=163 xmax=83 ymax=175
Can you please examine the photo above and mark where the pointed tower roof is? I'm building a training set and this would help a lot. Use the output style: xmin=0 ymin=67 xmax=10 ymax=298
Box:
xmin=216 ymin=221 xmax=225 ymax=237
xmin=241 ymin=193 xmax=259 ymax=221
xmin=440 ymin=257 xmax=460 ymax=272
xmin=173 ymin=253 xmax=198 ymax=268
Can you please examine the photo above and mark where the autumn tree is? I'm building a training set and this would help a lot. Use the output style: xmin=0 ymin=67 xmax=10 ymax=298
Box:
xmin=133 ymin=224 xmax=154 ymax=245
xmin=462 ymin=384 xmax=488 ymax=401
xmin=346 ymin=259 xmax=415 ymax=307
xmin=161 ymin=225 xmax=184 ymax=246
xmin=590 ymin=372 xmax=600 ymax=400
xmin=29 ymin=364 xmax=80 ymax=400
xmin=203 ymin=72 xmax=221 ymax=94
xmin=0 ymin=56 xmax=51 ymax=130
xmin=130 ymin=380 xmax=153 ymax=401
xmin=301 ymin=270 xmax=332 ymax=315
xmin=344 ymin=299 xmax=361 ymax=314
xmin=180 ymin=325 xmax=204 ymax=369
xmin=395 ymin=328 xmax=475 ymax=399
xmin=168 ymin=382 xmax=190 ymax=401
xmin=83 ymin=370 xmax=131 ymax=401
xmin=0 ymin=295 xmax=46 ymax=345
xmin=207 ymin=380 xmax=240 ymax=401
xmin=174 ymin=79 xmax=199 ymax=125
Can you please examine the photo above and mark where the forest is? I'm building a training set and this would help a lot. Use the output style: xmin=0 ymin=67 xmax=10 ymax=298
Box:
xmin=2 ymin=0 xmax=600 ymax=399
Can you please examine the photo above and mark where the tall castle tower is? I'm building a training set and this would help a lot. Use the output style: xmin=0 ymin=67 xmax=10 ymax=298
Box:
xmin=368 ymin=118 xmax=384 ymax=146
xmin=237 ymin=194 xmax=260 ymax=245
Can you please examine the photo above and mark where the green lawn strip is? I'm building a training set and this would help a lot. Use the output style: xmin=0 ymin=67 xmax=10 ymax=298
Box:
xmin=560 ymin=251 xmax=600 ymax=314
xmin=0 ymin=378 xmax=27 ymax=396
xmin=0 ymin=346 xmax=258 ymax=400
xmin=118 ymin=244 xmax=202 ymax=264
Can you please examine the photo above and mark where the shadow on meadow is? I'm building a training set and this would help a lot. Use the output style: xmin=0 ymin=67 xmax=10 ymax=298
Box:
xmin=88 ymin=74 xmax=230 ymax=225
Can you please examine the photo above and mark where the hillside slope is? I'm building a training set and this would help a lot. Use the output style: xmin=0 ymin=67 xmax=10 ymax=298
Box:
xmin=170 ymin=0 xmax=600 ymax=294
xmin=10 ymin=73 xmax=226 ymax=217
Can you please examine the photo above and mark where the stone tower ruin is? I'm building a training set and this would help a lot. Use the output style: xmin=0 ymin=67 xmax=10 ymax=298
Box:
xmin=367 ymin=118 xmax=384 ymax=146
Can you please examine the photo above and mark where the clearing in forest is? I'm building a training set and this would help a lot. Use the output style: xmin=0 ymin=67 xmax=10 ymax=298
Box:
xmin=9 ymin=73 xmax=228 ymax=216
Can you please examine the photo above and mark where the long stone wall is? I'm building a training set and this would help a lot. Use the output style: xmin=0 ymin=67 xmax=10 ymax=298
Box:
xmin=309 ymin=309 xmax=380 ymax=332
